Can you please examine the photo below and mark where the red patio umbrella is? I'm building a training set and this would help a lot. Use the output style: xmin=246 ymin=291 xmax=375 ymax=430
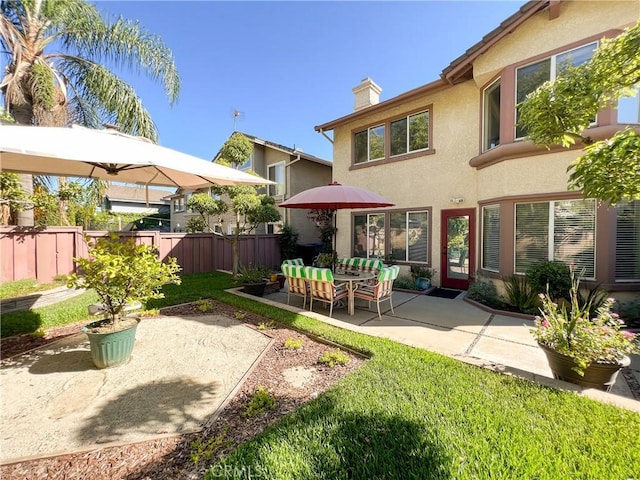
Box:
xmin=280 ymin=182 xmax=394 ymax=263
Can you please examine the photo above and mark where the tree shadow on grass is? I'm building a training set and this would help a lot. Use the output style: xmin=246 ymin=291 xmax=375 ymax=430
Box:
xmin=78 ymin=378 xmax=221 ymax=446
xmin=206 ymin=393 xmax=452 ymax=480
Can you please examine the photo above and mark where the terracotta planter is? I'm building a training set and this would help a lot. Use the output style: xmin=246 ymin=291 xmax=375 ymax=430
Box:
xmin=538 ymin=342 xmax=630 ymax=392
xmin=83 ymin=317 xmax=140 ymax=369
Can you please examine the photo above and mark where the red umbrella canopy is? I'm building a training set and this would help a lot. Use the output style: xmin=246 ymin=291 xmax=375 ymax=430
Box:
xmin=279 ymin=182 xmax=394 ymax=210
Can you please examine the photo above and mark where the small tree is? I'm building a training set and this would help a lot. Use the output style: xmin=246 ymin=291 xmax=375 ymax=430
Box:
xmin=519 ymin=19 xmax=640 ymax=204
xmin=213 ymin=133 xmax=281 ymax=277
xmin=186 ymin=192 xmax=228 ymax=232
xmin=67 ymin=235 xmax=181 ymax=328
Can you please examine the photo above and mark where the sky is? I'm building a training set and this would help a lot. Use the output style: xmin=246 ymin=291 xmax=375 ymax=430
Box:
xmin=93 ymin=1 xmax=527 ymax=163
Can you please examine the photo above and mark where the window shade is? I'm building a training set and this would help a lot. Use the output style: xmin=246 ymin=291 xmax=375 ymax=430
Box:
xmin=482 ymin=205 xmax=500 ymax=271
xmin=515 ymin=202 xmax=549 ymax=273
xmin=616 ymin=200 xmax=640 ymax=281
xmin=553 ymin=199 xmax=595 ymax=278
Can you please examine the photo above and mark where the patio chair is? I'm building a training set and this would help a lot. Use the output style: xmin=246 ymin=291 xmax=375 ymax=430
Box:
xmin=359 ymin=258 xmax=384 ymax=273
xmin=304 ymin=266 xmax=348 ymax=318
xmin=281 ymin=263 xmax=308 ymax=309
xmin=337 ymin=257 xmax=361 ymax=272
xmin=353 ymin=265 xmax=400 ymax=320
xmin=282 ymin=258 xmax=304 ymax=266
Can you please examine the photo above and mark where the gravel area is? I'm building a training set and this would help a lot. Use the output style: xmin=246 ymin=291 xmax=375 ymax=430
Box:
xmin=1 ymin=300 xmax=365 ymax=479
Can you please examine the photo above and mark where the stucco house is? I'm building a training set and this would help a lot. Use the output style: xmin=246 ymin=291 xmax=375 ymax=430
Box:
xmin=170 ymin=132 xmax=332 ymax=243
xmin=315 ymin=0 xmax=640 ymax=294
xmin=103 ymin=185 xmax=173 ymax=215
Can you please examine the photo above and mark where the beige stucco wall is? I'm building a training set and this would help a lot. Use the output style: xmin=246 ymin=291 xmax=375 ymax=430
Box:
xmin=473 ymin=0 xmax=638 ymax=87
xmin=332 ymin=81 xmax=480 ymax=276
xmin=284 ymin=159 xmax=332 ymax=244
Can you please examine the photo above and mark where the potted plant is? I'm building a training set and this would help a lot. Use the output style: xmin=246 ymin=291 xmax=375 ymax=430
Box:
xmin=315 ymin=252 xmax=337 ymax=270
xmin=531 ymin=273 xmax=639 ymax=391
xmin=67 ymin=234 xmax=181 ymax=369
xmin=410 ymin=264 xmax=434 ymax=290
xmin=238 ymin=264 xmax=269 ymax=297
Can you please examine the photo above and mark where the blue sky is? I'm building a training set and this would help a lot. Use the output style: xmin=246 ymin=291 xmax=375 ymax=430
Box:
xmin=95 ymin=1 xmax=527 ymax=162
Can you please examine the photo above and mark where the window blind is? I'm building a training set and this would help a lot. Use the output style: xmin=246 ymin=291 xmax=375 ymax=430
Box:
xmin=482 ymin=205 xmax=500 ymax=271
xmin=616 ymin=200 xmax=640 ymax=281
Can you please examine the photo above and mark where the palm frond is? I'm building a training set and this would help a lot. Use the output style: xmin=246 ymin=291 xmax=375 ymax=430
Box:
xmin=60 ymin=58 xmax=158 ymax=141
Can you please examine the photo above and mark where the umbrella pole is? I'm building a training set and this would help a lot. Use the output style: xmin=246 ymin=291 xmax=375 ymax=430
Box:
xmin=333 ymin=210 xmax=337 ymax=272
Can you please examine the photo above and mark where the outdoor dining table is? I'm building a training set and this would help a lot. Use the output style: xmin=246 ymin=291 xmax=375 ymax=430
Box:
xmin=333 ymin=271 xmax=377 ymax=316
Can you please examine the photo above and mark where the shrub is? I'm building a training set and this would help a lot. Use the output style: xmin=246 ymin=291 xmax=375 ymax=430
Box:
xmin=409 ymin=264 xmax=434 ymax=280
xmin=467 ymin=275 xmax=500 ymax=306
xmin=502 ymin=275 xmax=539 ymax=314
xmin=279 ymin=223 xmax=299 ymax=260
xmin=190 ymin=427 xmax=231 ymax=467
xmin=283 ymin=337 xmax=304 ymax=350
xmin=526 ymin=261 xmax=571 ymax=300
xmin=242 ymin=386 xmax=276 ymax=417
xmin=614 ymin=297 xmax=640 ymax=329
xmin=393 ymin=275 xmax=423 ymax=291
xmin=319 ymin=349 xmax=350 ymax=367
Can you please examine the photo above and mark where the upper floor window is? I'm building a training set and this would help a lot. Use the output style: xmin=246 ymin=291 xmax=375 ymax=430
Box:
xmin=617 ymin=84 xmax=640 ymax=124
xmin=237 ymin=155 xmax=252 ymax=171
xmin=354 ymin=125 xmax=385 ymax=164
xmin=482 ymin=79 xmax=501 ymax=152
xmin=268 ymin=162 xmax=285 ymax=197
xmin=390 ymin=111 xmax=429 ymax=156
xmin=173 ymin=197 xmax=185 ymax=212
xmin=515 ymin=42 xmax=597 ymax=139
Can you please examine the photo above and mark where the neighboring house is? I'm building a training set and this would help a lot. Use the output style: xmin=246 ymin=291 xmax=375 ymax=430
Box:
xmin=103 ymin=185 xmax=173 ymax=214
xmin=315 ymin=0 xmax=640 ymax=293
xmin=170 ymin=132 xmax=332 ymax=243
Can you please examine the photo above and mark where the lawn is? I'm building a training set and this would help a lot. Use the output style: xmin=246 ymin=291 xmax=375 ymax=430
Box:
xmin=3 ymin=272 xmax=639 ymax=478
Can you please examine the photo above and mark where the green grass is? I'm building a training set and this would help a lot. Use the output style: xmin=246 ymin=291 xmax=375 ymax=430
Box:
xmin=0 ymin=277 xmax=68 ymax=299
xmin=1 ymin=290 xmax=99 ymax=337
xmin=2 ymin=271 xmax=639 ymax=478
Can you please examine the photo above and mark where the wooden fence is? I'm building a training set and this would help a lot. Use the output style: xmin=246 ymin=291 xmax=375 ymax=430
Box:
xmin=0 ymin=227 xmax=282 ymax=283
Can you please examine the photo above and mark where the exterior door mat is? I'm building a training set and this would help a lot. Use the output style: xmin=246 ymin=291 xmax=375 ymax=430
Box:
xmin=426 ymin=288 xmax=463 ymax=299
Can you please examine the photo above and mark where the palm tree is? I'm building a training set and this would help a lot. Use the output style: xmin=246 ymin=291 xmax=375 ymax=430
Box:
xmin=0 ymin=0 xmax=180 ymax=225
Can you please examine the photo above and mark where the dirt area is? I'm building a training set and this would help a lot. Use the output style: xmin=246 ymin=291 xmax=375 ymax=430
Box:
xmin=1 ymin=300 xmax=365 ymax=479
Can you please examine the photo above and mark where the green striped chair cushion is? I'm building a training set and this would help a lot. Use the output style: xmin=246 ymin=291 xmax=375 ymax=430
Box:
xmin=338 ymin=257 xmax=361 ymax=271
xmin=377 ymin=266 xmax=396 ymax=282
xmin=282 ymin=258 xmax=304 ymax=266
xmin=360 ymin=258 xmax=383 ymax=272
xmin=304 ymin=266 xmax=334 ymax=283
xmin=282 ymin=264 xmax=306 ymax=278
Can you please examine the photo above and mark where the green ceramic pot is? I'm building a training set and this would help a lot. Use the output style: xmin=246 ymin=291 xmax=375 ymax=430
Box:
xmin=83 ymin=317 xmax=140 ymax=369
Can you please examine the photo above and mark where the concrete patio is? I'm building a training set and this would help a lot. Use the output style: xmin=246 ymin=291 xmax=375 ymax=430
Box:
xmin=237 ymin=287 xmax=640 ymax=412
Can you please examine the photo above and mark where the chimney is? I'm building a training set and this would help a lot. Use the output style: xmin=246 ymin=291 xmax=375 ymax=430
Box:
xmin=352 ymin=77 xmax=382 ymax=111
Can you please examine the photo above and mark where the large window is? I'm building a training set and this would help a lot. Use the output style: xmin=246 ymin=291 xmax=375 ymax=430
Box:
xmin=482 ymin=79 xmax=501 ymax=151
xmin=481 ymin=205 xmax=500 ymax=271
xmin=353 ymin=210 xmax=429 ymax=262
xmin=173 ymin=196 xmax=185 ymax=212
xmin=515 ymin=199 xmax=595 ymax=277
xmin=354 ymin=125 xmax=385 ymax=164
xmin=390 ymin=111 xmax=429 ymax=157
xmin=515 ymin=43 xmax=597 ymax=139
xmin=390 ymin=211 xmax=429 ymax=263
xmin=353 ymin=213 xmax=386 ymax=258
xmin=617 ymin=84 xmax=640 ymax=124
xmin=268 ymin=162 xmax=285 ymax=197
xmin=616 ymin=200 xmax=640 ymax=281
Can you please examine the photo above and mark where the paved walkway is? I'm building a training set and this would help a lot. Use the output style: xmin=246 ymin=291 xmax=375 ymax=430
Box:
xmin=245 ymin=288 xmax=640 ymax=412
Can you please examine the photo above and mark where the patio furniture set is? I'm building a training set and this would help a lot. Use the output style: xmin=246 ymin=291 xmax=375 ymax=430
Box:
xmin=281 ymin=258 xmax=400 ymax=319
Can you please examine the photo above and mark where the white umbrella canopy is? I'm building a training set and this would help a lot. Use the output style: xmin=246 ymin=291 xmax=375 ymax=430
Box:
xmin=0 ymin=124 xmax=272 ymax=188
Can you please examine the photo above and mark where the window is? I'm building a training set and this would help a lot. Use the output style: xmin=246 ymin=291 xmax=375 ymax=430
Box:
xmin=482 ymin=79 xmax=501 ymax=151
xmin=615 ymin=200 xmax=640 ymax=281
xmin=353 ymin=213 xmax=386 ymax=258
xmin=354 ymin=125 xmax=385 ymax=164
xmin=390 ymin=111 xmax=429 ymax=156
xmin=268 ymin=162 xmax=285 ymax=197
xmin=515 ymin=43 xmax=597 ymax=139
xmin=173 ymin=197 xmax=185 ymax=212
xmin=267 ymin=222 xmax=283 ymax=234
xmin=237 ymin=154 xmax=252 ymax=171
xmin=481 ymin=205 xmax=500 ymax=271
xmin=390 ymin=211 xmax=429 ymax=263
xmin=617 ymin=84 xmax=640 ymax=124
xmin=515 ymin=199 xmax=595 ymax=277
xmin=353 ymin=209 xmax=430 ymax=262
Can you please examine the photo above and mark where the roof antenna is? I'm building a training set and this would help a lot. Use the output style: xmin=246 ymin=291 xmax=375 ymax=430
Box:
xmin=229 ymin=108 xmax=245 ymax=131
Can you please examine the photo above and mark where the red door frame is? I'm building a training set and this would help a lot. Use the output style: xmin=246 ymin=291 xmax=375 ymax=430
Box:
xmin=440 ymin=208 xmax=476 ymax=290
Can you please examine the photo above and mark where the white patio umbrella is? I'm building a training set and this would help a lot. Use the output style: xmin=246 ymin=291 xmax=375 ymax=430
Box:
xmin=0 ymin=124 xmax=272 ymax=188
